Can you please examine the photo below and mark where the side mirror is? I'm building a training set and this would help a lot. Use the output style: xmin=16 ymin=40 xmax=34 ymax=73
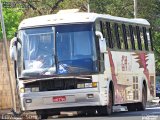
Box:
xmin=10 ymin=37 xmax=18 ymax=61
xmin=95 ymin=31 xmax=106 ymax=53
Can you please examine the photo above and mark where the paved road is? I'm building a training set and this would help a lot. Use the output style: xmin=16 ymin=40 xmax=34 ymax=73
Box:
xmin=49 ymin=106 xmax=160 ymax=120
xmin=1 ymin=105 xmax=160 ymax=120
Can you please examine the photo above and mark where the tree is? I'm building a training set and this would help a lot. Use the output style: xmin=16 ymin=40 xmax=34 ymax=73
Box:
xmin=1 ymin=0 xmax=160 ymax=72
xmin=0 ymin=6 xmax=23 ymax=40
xmin=22 ymin=0 xmax=89 ymax=18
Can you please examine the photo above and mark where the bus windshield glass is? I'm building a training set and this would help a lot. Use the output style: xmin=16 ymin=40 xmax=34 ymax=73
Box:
xmin=56 ymin=23 xmax=97 ymax=74
xmin=20 ymin=27 xmax=55 ymax=77
xmin=19 ymin=23 xmax=97 ymax=78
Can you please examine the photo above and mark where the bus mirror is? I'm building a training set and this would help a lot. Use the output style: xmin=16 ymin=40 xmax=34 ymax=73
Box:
xmin=95 ymin=31 xmax=106 ymax=53
xmin=96 ymin=31 xmax=103 ymax=40
xmin=10 ymin=37 xmax=17 ymax=61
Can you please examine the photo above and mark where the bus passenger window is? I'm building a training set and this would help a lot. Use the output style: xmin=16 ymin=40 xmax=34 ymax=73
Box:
xmin=100 ymin=21 xmax=108 ymax=47
xmin=135 ymin=26 xmax=142 ymax=50
xmin=114 ymin=23 xmax=121 ymax=49
xmin=122 ymin=24 xmax=128 ymax=49
xmin=139 ymin=27 xmax=145 ymax=51
xmin=118 ymin=24 xmax=125 ymax=49
xmin=147 ymin=28 xmax=153 ymax=51
xmin=100 ymin=21 xmax=104 ymax=35
xmin=110 ymin=22 xmax=117 ymax=49
xmin=106 ymin=22 xmax=113 ymax=48
xmin=133 ymin=26 xmax=139 ymax=50
xmin=142 ymin=27 xmax=149 ymax=51
xmin=125 ymin=25 xmax=132 ymax=50
xmin=129 ymin=25 xmax=135 ymax=50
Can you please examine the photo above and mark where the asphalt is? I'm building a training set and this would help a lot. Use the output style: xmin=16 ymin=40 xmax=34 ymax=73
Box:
xmin=0 ymin=99 xmax=159 ymax=119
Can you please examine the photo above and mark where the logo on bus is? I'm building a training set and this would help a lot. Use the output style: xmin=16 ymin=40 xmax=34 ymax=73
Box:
xmin=121 ymin=55 xmax=127 ymax=71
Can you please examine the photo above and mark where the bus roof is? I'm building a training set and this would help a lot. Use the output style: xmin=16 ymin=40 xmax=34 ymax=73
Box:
xmin=19 ymin=10 xmax=150 ymax=29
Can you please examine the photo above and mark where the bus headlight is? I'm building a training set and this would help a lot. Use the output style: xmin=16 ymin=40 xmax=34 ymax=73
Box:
xmin=85 ymin=83 xmax=92 ymax=88
xmin=20 ymin=87 xmax=40 ymax=93
xmin=77 ymin=82 xmax=98 ymax=89
xmin=85 ymin=82 xmax=98 ymax=88
xmin=20 ymin=87 xmax=25 ymax=93
xmin=77 ymin=84 xmax=85 ymax=88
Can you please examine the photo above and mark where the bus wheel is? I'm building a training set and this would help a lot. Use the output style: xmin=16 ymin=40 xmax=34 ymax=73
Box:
xmin=98 ymin=89 xmax=113 ymax=115
xmin=36 ymin=111 xmax=48 ymax=119
xmin=137 ymin=85 xmax=147 ymax=111
xmin=127 ymin=104 xmax=136 ymax=111
xmin=85 ymin=110 xmax=96 ymax=116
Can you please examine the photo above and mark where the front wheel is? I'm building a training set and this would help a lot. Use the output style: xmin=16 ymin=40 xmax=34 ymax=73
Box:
xmin=97 ymin=89 xmax=113 ymax=115
xmin=36 ymin=111 xmax=48 ymax=119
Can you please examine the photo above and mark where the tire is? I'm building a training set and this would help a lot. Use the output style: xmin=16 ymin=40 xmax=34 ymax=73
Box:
xmin=127 ymin=85 xmax=147 ymax=111
xmin=40 ymin=114 xmax=48 ymax=120
xmin=97 ymin=89 xmax=113 ymax=115
xmin=127 ymin=103 xmax=137 ymax=111
xmin=81 ymin=110 xmax=96 ymax=116
xmin=137 ymin=85 xmax=147 ymax=111
xmin=36 ymin=111 xmax=48 ymax=120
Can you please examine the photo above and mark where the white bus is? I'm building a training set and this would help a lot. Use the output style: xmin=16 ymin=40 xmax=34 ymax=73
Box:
xmin=10 ymin=9 xmax=155 ymax=119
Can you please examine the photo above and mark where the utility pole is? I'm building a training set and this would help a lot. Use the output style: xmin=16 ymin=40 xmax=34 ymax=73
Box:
xmin=0 ymin=1 xmax=16 ymax=111
xmin=134 ymin=0 xmax=137 ymax=18
xmin=87 ymin=0 xmax=90 ymax=13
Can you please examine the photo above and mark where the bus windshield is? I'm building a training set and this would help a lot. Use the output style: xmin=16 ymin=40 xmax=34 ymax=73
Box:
xmin=56 ymin=23 xmax=97 ymax=74
xmin=19 ymin=23 xmax=97 ymax=78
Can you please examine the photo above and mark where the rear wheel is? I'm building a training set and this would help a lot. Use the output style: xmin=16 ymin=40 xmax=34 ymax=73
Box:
xmin=127 ymin=85 xmax=147 ymax=111
xmin=127 ymin=103 xmax=137 ymax=111
xmin=137 ymin=85 xmax=147 ymax=111
xmin=97 ymin=89 xmax=113 ymax=115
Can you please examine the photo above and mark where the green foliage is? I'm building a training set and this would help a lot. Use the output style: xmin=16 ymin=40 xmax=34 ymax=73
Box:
xmin=154 ymin=32 xmax=160 ymax=73
xmin=0 ymin=8 xmax=23 ymax=40
xmin=90 ymin=0 xmax=134 ymax=17
xmin=1 ymin=0 xmax=160 ymax=72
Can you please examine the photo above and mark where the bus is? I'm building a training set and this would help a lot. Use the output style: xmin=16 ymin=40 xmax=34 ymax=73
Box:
xmin=10 ymin=9 xmax=155 ymax=119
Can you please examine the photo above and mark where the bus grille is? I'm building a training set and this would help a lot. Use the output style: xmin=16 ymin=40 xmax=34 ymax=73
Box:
xmin=25 ymin=78 xmax=92 ymax=92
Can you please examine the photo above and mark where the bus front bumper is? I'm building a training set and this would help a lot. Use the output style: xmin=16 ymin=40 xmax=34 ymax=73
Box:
xmin=20 ymin=88 xmax=108 ymax=111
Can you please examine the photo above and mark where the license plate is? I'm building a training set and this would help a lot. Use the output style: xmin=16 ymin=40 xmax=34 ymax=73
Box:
xmin=53 ymin=96 xmax=66 ymax=102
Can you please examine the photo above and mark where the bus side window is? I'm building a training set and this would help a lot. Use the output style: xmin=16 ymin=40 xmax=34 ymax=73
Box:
xmin=100 ymin=21 xmax=104 ymax=35
xmin=147 ymin=28 xmax=153 ymax=51
xmin=110 ymin=22 xmax=117 ymax=49
xmin=129 ymin=25 xmax=135 ymax=50
xmin=125 ymin=25 xmax=132 ymax=50
xmin=122 ymin=24 xmax=128 ymax=49
xmin=142 ymin=27 xmax=149 ymax=51
xmin=149 ymin=28 xmax=154 ymax=51
xmin=114 ymin=23 xmax=121 ymax=49
xmin=139 ymin=27 xmax=145 ymax=51
xmin=100 ymin=21 xmax=108 ymax=47
xmin=118 ymin=24 xmax=125 ymax=49
xmin=95 ymin=21 xmax=101 ymax=32
xmin=135 ymin=26 xmax=142 ymax=50
xmin=106 ymin=22 xmax=113 ymax=48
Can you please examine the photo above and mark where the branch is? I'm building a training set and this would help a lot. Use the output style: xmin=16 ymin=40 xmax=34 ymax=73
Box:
xmin=27 ymin=2 xmax=42 ymax=15
xmin=50 ymin=0 xmax=64 ymax=14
